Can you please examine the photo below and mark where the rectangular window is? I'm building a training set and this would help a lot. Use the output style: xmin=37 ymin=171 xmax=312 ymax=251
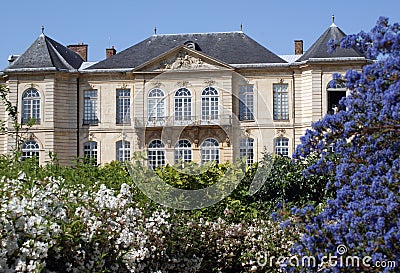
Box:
xmin=273 ymin=83 xmax=289 ymax=120
xmin=83 ymin=90 xmax=98 ymax=125
xmin=240 ymin=138 xmax=254 ymax=165
xmin=239 ymin=85 xmax=254 ymax=121
xmin=116 ymin=89 xmax=131 ymax=124
xmin=275 ymin=138 xmax=289 ymax=156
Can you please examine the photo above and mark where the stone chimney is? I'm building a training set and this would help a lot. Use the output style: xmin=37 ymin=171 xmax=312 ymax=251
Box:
xmin=294 ymin=40 xmax=303 ymax=55
xmin=67 ymin=43 xmax=88 ymax=61
xmin=106 ymin=46 xmax=117 ymax=58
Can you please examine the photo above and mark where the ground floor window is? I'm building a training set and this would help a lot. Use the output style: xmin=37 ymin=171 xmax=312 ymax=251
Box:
xmin=148 ymin=139 xmax=166 ymax=168
xmin=240 ymin=138 xmax=254 ymax=165
xmin=174 ymin=139 xmax=192 ymax=164
xmin=116 ymin=140 xmax=130 ymax=162
xmin=201 ymin=138 xmax=219 ymax=164
xmin=84 ymin=141 xmax=98 ymax=163
xmin=275 ymin=137 xmax=289 ymax=156
xmin=21 ymin=140 xmax=39 ymax=160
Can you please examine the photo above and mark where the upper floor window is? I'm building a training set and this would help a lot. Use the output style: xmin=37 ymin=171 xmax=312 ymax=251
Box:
xmin=148 ymin=89 xmax=165 ymax=122
xmin=174 ymin=88 xmax=192 ymax=122
xmin=201 ymin=138 xmax=219 ymax=164
xmin=201 ymin=87 xmax=219 ymax=120
xmin=275 ymin=137 xmax=289 ymax=157
xmin=148 ymin=139 xmax=166 ymax=169
xmin=240 ymin=138 xmax=254 ymax=165
xmin=116 ymin=89 xmax=131 ymax=124
xmin=21 ymin=140 xmax=39 ymax=161
xmin=83 ymin=141 xmax=98 ymax=163
xmin=22 ymin=88 xmax=40 ymax=124
xmin=174 ymin=139 xmax=192 ymax=164
xmin=327 ymin=80 xmax=347 ymax=115
xmin=83 ymin=90 xmax=98 ymax=125
xmin=239 ymin=85 xmax=254 ymax=121
xmin=116 ymin=140 xmax=130 ymax=162
xmin=273 ymin=83 xmax=289 ymax=120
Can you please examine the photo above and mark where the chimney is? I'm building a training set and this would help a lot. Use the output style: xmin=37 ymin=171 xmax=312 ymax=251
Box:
xmin=106 ymin=46 xmax=117 ymax=58
xmin=294 ymin=40 xmax=303 ymax=55
xmin=67 ymin=43 xmax=88 ymax=61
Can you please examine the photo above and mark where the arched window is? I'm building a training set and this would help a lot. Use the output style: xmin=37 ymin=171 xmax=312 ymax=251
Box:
xmin=174 ymin=139 xmax=192 ymax=163
xmin=84 ymin=141 xmax=98 ymax=163
xmin=240 ymin=138 xmax=254 ymax=165
xmin=174 ymin=88 xmax=192 ymax=122
xmin=275 ymin=137 xmax=289 ymax=157
xmin=21 ymin=140 xmax=39 ymax=160
xmin=116 ymin=140 xmax=130 ymax=162
xmin=148 ymin=139 xmax=166 ymax=168
xmin=148 ymin=89 xmax=165 ymax=123
xmin=327 ymin=80 xmax=347 ymax=114
xmin=22 ymin=88 xmax=40 ymax=124
xmin=201 ymin=138 xmax=219 ymax=164
xmin=201 ymin=87 xmax=219 ymax=120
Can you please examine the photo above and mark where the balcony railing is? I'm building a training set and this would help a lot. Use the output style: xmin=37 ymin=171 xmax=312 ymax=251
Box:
xmin=134 ymin=115 xmax=232 ymax=128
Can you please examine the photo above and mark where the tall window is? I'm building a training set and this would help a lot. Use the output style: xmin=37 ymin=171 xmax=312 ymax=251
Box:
xmin=83 ymin=90 xmax=98 ymax=125
xmin=21 ymin=140 xmax=39 ymax=160
xmin=174 ymin=88 xmax=192 ymax=122
xmin=83 ymin=141 xmax=98 ymax=163
xmin=116 ymin=140 xmax=130 ymax=162
xmin=240 ymin=138 xmax=254 ymax=165
xmin=201 ymin=87 xmax=219 ymax=120
xmin=201 ymin=138 xmax=219 ymax=164
xmin=273 ymin=83 xmax=289 ymax=120
xmin=148 ymin=89 xmax=165 ymax=122
xmin=116 ymin=89 xmax=131 ymax=124
xmin=174 ymin=139 xmax=192 ymax=164
xmin=148 ymin=139 xmax=166 ymax=168
xmin=327 ymin=80 xmax=346 ymax=115
xmin=239 ymin=85 xmax=254 ymax=121
xmin=275 ymin=137 xmax=289 ymax=156
xmin=22 ymin=88 xmax=40 ymax=124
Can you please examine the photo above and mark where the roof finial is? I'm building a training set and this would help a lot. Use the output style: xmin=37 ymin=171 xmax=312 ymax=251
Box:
xmin=41 ymin=25 xmax=45 ymax=34
xmin=154 ymin=26 xmax=157 ymax=35
xmin=240 ymin=23 xmax=243 ymax=32
xmin=331 ymin=14 xmax=336 ymax=27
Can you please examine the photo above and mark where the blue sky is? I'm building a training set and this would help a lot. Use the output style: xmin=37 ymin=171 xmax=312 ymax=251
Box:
xmin=1 ymin=0 xmax=400 ymax=69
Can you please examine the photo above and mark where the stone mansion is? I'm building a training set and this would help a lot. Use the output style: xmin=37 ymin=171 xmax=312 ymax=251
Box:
xmin=0 ymin=21 xmax=368 ymax=166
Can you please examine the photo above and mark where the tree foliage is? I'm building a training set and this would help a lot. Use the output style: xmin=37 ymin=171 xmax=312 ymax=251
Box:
xmin=292 ymin=17 xmax=400 ymax=272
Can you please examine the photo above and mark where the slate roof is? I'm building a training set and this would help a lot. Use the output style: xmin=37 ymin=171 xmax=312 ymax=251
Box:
xmin=4 ymin=34 xmax=84 ymax=72
xmin=297 ymin=23 xmax=364 ymax=62
xmin=87 ymin=32 xmax=286 ymax=70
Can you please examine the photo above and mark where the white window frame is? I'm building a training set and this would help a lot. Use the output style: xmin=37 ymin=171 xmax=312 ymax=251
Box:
xmin=21 ymin=140 xmax=40 ymax=160
xmin=201 ymin=138 xmax=220 ymax=164
xmin=275 ymin=137 xmax=289 ymax=156
xmin=116 ymin=140 xmax=130 ymax=162
xmin=174 ymin=139 xmax=192 ymax=164
xmin=148 ymin=89 xmax=165 ymax=124
xmin=240 ymin=138 xmax=254 ymax=165
xmin=22 ymin=88 xmax=40 ymax=124
xmin=148 ymin=139 xmax=166 ymax=168
xmin=116 ymin=89 xmax=131 ymax=124
xmin=201 ymin=87 xmax=219 ymax=121
xmin=83 ymin=141 xmax=98 ymax=163
xmin=83 ymin=90 xmax=98 ymax=125
xmin=174 ymin=88 xmax=192 ymax=123
xmin=273 ymin=83 xmax=289 ymax=120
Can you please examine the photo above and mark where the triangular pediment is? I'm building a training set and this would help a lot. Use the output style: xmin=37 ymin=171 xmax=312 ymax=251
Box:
xmin=133 ymin=45 xmax=234 ymax=72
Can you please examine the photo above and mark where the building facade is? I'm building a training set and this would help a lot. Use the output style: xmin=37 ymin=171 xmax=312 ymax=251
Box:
xmin=1 ymin=22 xmax=368 ymax=166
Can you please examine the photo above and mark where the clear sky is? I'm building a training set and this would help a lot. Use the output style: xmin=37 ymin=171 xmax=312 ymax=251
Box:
xmin=1 ymin=0 xmax=400 ymax=69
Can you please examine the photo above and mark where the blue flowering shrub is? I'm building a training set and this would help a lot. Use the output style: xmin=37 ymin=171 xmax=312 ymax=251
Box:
xmin=290 ymin=17 xmax=400 ymax=272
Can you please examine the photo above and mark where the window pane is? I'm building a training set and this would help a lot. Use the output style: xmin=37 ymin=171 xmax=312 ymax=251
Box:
xmin=239 ymin=85 xmax=254 ymax=121
xmin=22 ymin=88 xmax=40 ymax=124
xmin=116 ymin=140 xmax=130 ymax=162
xmin=174 ymin=139 xmax=192 ymax=163
xmin=83 ymin=90 xmax=98 ymax=125
xmin=273 ymin=84 xmax=289 ymax=120
xmin=275 ymin=138 xmax=289 ymax=156
xmin=201 ymin=138 xmax=219 ymax=164
xmin=148 ymin=139 xmax=166 ymax=169
xmin=201 ymin=87 xmax=219 ymax=120
xmin=240 ymin=138 xmax=254 ymax=165
xmin=116 ymin=89 xmax=131 ymax=124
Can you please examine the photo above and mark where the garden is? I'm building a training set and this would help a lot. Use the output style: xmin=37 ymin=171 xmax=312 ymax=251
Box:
xmin=0 ymin=17 xmax=399 ymax=272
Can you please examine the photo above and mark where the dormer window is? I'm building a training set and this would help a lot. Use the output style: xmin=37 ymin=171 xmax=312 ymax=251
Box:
xmin=184 ymin=40 xmax=196 ymax=50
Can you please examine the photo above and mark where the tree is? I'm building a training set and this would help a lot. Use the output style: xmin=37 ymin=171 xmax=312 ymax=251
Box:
xmin=292 ymin=17 xmax=400 ymax=272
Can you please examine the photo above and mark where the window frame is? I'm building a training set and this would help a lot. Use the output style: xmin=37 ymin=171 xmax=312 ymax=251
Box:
xmin=274 ymin=137 xmax=289 ymax=157
xmin=147 ymin=139 xmax=166 ymax=169
xmin=174 ymin=88 xmax=192 ymax=122
xmin=174 ymin=139 xmax=192 ymax=164
xmin=273 ymin=83 xmax=289 ymax=121
xmin=83 ymin=141 xmax=98 ymax=163
xmin=83 ymin=90 xmax=99 ymax=125
xmin=201 ymin=87 xmax=219 ymax=121
xmin=116 ymin=89 xmax=131 ymax=125
xmin=148 ymin=88 xmax=166 ymax=123
xmin=239 ymin=85 xmax=254 ymax=121
xmin=116 ymin=140 xmax=131 ymax=162
xmin=21 ymin=140 xmax=40 ymax=160
xmin=200 ymin=138 xmax=220 ymax=164
xmin=22 ymin=88 xmax=41 ymax=125
xmin=240 ymin=138 xmax=254 ymax=165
